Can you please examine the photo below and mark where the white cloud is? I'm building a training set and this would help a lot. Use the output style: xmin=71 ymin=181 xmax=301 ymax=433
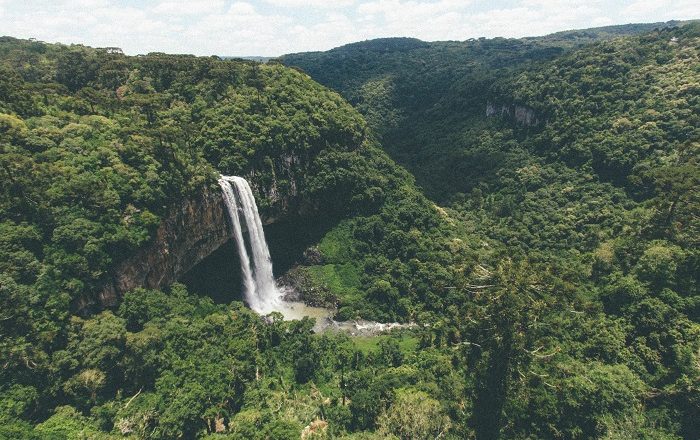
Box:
xmin=285 ymin=12 xmax=359 ymax=52
xmin=623 ymin=0 xmax=664 ymax=16
xmin=0 ymin=0 xmax=696 ymax=56
xmin=1 ymin=1 xmax=174 ymax=53
xmin=264 ymin=0 xmax=355 ymax=7
xmin=465 ymin=3 xmax=607 ymax=38
xmin=350 ymin=0 xmax=612 ymax=41
xmin=357 ymin=0 xmax=467 ymax=17
xmin=623 ymin=0 xmax=698 ymax=21
xmin=152 ymin=0 xmax=226 ymax=16
xmin=591 ymin=16 xmax=614 ymax=26
xmin=228 ymin=1 xmax=258 ymax=14
xmin=183 ymin=2 xmax=294 ymax=55
xmin=519 ymin=0 xmax=602 ymax=7
xmin=353 ymin=0 xmax=473 ymax=41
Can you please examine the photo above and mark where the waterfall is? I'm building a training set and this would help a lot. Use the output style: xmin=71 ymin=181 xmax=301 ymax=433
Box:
xmin=216 ymin=175 xmax=409 ymax=333
xmin=218 ymin=175 xmax=282 ymax=314
xmin=217 ymin=175 xmax=333 ymax=327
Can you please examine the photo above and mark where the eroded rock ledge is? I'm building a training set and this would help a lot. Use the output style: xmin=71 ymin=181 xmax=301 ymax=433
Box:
xmin=84 ymin=186 xmax=232 ymax=312
xmin=486 ymin=101 xmax=540 ymax=126
xmin=82 ymin=150 xmax=320 ymax=314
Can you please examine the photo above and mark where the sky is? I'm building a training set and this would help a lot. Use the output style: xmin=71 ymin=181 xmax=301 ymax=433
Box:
xmin=0 ymin=0 xmax=696 ymax=56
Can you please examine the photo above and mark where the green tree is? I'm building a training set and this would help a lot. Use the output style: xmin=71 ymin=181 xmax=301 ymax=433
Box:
xmin=463 ymin=259 xmax=550 ymax=440
xmin=377 ymin=389 xmax=451 ymax=440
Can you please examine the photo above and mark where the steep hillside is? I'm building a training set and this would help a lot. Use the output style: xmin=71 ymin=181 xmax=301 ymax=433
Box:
xmin=281 ymin=20 xmax=694 ymax=200
xmin=453 ymin=24 xmax=700 ymax=439
xmin=1 ymin=22 xmax=699 ymax=439
xmin=0 ymin=37 xmax=466 ymax=437
xmin=283 ymin=22 xmax=700 ymax=439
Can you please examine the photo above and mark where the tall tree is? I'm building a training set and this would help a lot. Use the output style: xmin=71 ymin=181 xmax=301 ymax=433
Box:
xmin=464 ymin=259 xmax=550 ymax=440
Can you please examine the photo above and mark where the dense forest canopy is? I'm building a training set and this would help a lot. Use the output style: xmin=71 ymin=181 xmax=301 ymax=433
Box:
xmin=0 ymin=33 xmax=480 ymax=438
xmin=282 ymin=22 xmax=700 ymax=439
xmin=1 ymin=20 xmax=699 ymax=440
xmin=281 ymin=20 xmax=696 ymax=201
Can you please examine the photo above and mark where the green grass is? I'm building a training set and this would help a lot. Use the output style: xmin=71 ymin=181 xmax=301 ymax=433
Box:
xmin=318 ymin=220 xmax=356 ymax=262
xmin=307 ymin=263 xmax=362 ymax=301
xmin=352 ymin=333 xmax=420 ymax=354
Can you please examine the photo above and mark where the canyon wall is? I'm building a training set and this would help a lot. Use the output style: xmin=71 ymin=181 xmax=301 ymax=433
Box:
xmin=82 ymin=186 xmax=232 ymax=312
xmin=486 ymin=101 xmax=540 ymax=126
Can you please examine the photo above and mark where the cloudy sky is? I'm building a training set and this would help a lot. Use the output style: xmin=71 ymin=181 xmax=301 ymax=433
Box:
xmin=0 ymin=0 xmax=696 ymax=56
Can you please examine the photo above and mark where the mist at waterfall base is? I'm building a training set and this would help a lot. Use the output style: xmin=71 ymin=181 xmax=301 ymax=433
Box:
xmin=218 ymin=176 xmax=330 ymax=323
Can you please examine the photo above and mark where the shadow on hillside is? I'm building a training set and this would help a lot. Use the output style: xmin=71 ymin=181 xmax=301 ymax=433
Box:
xmin=179 ymin=213 xmax=341 ymax=304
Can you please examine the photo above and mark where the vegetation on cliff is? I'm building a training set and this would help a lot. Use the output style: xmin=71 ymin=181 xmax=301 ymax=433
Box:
xmin=0 ymin=35 xmax=462 ymax=438
xmin=284 ymin=23 xmax=700 ymax=439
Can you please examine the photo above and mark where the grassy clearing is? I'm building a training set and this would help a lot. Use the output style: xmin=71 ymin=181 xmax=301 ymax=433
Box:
xmin=352 ymin=333 xmax=420 ymax=354
xmin=318 ymin=220 xmax=357 ymax=263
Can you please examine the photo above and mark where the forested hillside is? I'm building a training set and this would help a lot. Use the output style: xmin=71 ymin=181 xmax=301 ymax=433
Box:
xmin=0 ymin=37 xmax=462 ymax=438
xmin=1 ymin=20 xmax=699 ymax=440
xmin=281 ymin=20 xmax=694 ymax=200
xmin=282 ymin=22 xmax=700 ymax=439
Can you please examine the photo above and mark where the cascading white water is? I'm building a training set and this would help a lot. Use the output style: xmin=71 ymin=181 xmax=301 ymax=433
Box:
xmin=217 ymin=175 xmax=405 ymax=334
xmin=218 ymin=175 xmax=283 ymax=314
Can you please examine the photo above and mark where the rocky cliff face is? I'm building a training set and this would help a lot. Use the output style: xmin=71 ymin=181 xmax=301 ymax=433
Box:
xmin=83 ymin=186 xmax=232 ymax=312
xmin=84 ymin=163 xmax=312 ymax=313
xmin=83 ymin=133 xmax=349 ymax=313
xmin=486 ymin=101 xmax=540 ymax=126
xmin=246 ymin=151 xmax=307 ymax=224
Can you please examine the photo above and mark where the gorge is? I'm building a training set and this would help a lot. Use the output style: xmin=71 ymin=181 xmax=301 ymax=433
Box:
xmin=1 ymin=21 xmax=698 ymax=439
xmin=217 ymin=175 xmax=412 ymax=332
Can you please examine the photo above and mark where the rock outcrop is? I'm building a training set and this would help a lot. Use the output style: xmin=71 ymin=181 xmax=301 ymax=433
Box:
xmin=246 ymin=152 xmax=305 ymax=224
xmin=84 ymin=186 xmax=232 ymax=312
xmin=83 ymin=148 xmax=325 ymax=313
xmin=486 ymin=101 xmax=540 ymax=126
